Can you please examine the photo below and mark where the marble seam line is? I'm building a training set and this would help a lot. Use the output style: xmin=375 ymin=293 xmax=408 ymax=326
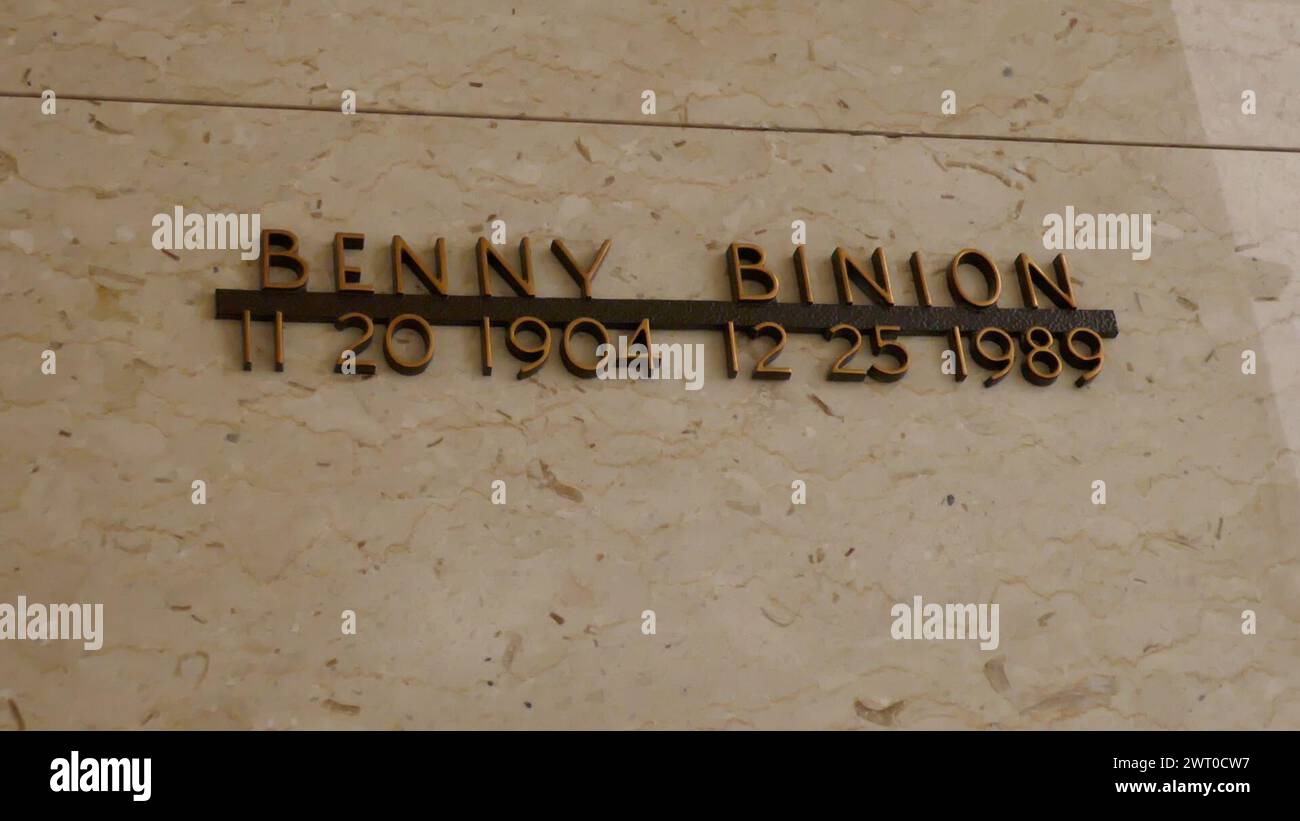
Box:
xmin=2 ymin=90 xmax=1298 ymax=155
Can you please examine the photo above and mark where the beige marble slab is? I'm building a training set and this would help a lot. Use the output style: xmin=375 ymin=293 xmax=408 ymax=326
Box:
xmin=3 ymin=0 xmax=1298 ymax=148
xmin=0 ymin=98 xmax=1297 ymax=729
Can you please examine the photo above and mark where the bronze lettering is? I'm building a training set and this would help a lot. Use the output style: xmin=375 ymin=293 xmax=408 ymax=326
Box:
xmin=274 ymin=310 xmax=284 ymax=372
xmin=561 ymin=317 xmax=612 ymax=378
xmin=948 ymin=326 xmax=968 ymax=382
xmin=1015 ymin=252 xmax=1076 ymax=310
xmin=260 ymin=228 xmax=309 ymax=290
xmin=551 ymin=239 xmax=611 ymax=298
xmin=333 ymin=312 xmax=378 ymax=375
xmin=392 ymin=235 xmax=448 ymax=296
xmin=727 ymin=242 xmax=780 ymax=302
xmin=1020 ymin=325 xmax=1063 ymax=386
xmin=832 ymin=247 xmax=894 ymax=306
xmin=1063 ymin=327 xmax=1105 ymax=387
xmin=218 ymin=232 xmax=1118 ymax=387
xmin=749 ymin=321 xmax=792 ymax=380
xmin=824 ymin=323 xmax=867 ymax=382
xmin=333 ymin=232 xmax=371 ymax=294
xmin=970 ymin=326 xmax=1013 ymax=387
xmin=505 ymin=316 xmax=551 ymax=378
xmin=867 ymin=325 xmax=909 ymax=382
xmin=722 ymin=321 xmax=740 ymax=379
xmin=947 ymin=248 xmax=1001 ymax=308
xmin=480 ymin=316 xmax=493 ymax=376
xmin=477 ymin=237 xmax=535 ymax=297
xmin=383 ymin=313 xmax=435 ymax=375
xmin=241 ymin=309 xmax=253 ymax=370
xmin=910 ymin=252 xmax=933 ymax=307
xmin=793 ymin=246 xmax=814 ymax=304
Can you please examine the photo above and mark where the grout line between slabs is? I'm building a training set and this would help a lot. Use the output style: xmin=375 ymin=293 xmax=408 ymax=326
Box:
xmin=4 ymin=90 xmax=1299 ymax=155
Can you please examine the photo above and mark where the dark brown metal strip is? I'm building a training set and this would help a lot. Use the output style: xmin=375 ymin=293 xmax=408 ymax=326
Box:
xmin=215 ymin=289 xmax=1118 ymax=338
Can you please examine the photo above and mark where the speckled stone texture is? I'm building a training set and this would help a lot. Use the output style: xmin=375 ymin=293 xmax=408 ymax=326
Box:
xmin=6 ymin=0 xmax=1299 ymax=147
xmin=0 ymin=2 xmax=1296 ymax=729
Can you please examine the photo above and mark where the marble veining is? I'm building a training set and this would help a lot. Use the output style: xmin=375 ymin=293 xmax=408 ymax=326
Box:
xmin=0 ymin=4 xmax=1297 ymax=729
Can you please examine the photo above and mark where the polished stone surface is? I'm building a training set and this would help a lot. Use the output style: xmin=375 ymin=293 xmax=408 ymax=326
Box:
xmin=0 ymin=5 xmax=1297 ymax=730
xmin=3 ymin=0 xmax=1298 ymax=147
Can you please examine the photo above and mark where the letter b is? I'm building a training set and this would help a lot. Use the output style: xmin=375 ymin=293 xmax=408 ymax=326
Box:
xmin=726 ymin=243 xmax=779 ymax=302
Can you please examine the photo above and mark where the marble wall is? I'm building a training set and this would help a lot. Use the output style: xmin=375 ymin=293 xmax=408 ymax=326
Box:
xmin=0 ymin=1 xmax=1296 ymax=729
